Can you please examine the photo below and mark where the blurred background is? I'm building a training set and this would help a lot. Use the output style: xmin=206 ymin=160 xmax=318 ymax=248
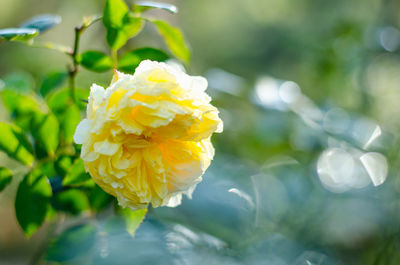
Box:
xmin=2 ymin=0 xmax=400 ymax=264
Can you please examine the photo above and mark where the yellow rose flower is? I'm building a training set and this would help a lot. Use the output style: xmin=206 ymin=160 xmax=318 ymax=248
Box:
xmin=74 ymin=60 xmax=223 ymax=210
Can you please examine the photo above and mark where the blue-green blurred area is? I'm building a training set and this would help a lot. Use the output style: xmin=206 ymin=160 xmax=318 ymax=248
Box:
xmin=2 ymin=0 xmax=400 ymax=264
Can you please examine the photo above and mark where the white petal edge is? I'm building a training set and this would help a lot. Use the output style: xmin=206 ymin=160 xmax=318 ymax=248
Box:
xmin=73 ymin=119 xmax=93 ymax=144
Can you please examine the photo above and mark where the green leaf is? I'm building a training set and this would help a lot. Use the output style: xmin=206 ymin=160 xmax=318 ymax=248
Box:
xmin=62 ymin=104 xmax=81 ymax=144
xmin=15 ymin=172 xmax=52 ymax=237
xmin=106 ymin=16 xmax=144 ymax=50
xmin=32 ymin=113 xmax=59 ymax=157
xmin=79 ymin=51 xmax=113 ymax=72
xmin=105 ymin=27 xmax=123 ymax=50
xmin=1 ymin=73 xmax=42 ymax=131
xmin=103 ymin=0 xmax=129 ymax=28
xmin=103 ymin=0 xmax=144 ymax=50
xmin=0 ymin=28 xmax=38 ymax=41
xmin=89 ymin=184 xmax=113 ymax=212
xmin=3 ymin=72 xmax=35 ymax=92
xmin=120 ymin=16 xmax=144 ymax=43
xmin=46 ymin=224 xmax=97 ymax=262
xmin=133 ymin=1 xmax=178 ymax=14
xmin=63 ymin=159 xmax=90 ymax=186
xmin=39 ymin=161 xmax=57 ymax=178
xmin=152 ymin=20 xmax=190 ymax=63
xmin=51 ymin=189 xmax=90 ymax=215
xmin=46 ymin=87 xmax=89 ymax=114
xmin=1 ymin=90 xmax=40 ymax=115
xmin=0 ymin=122 xmax=34 ymax=166
xmin=40 ymin=72 xmax=68 ymax=97
xmin=20 ymin=14 xmax=61 ymax=33
xmin=46 ymin=88 xmax=69 ymax=114
xmin=118 ymin=47 xmax=169 ymax=73
xmin=46 ymin=204 xmax=58 ymax=220
xmin=1 ymin=89 xmax=42 ymax=131
xmin=55 ymin=156 xmax=73 ymax=176
xmin=77 ymin=88 xmax=91 ymax=109
xmin=119 ymin=207 xmax=147 ymax=236
xmin=0 ymin=167 xmax=12 ymax=191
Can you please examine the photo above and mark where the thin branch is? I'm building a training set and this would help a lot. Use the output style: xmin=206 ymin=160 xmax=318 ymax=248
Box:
xmin=67 ymin=16 xmax=103 ymax=103
xmin=68 ymin=26 xmax=82 ymax=103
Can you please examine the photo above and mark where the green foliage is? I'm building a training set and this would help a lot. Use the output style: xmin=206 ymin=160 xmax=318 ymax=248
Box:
xmin=40 ymin=72 xmax=68 ymax=97
xmin=152 ymin=20 xmax=190 ymax=63
xmin=0 ymin=167 xmax=12 ymax=191
xmin=103 ymin=0 xmax=144 ymax=50
xmin=15 ymin=172 xmax=52 ymax=237
xmin=119 ymin=207 xmax=148 ymax=236
xmin=46 ymin=224 xmax=97 ymax=262
xmin=55 ymin=156 xmax=73 ymax=176
xmin=2 ymin=72 xmax=35 ymax=92
xmin=0 ymin=14 xmax=60 ymax=43
xmin=1 ymin=78 xmax=42 ymax=131
xmin=51 ymin=189 xmax=90 ymax=215
xmin=3 ymin=0 xmax=400 ymax=264
xmin=1 ymin=90 xmax=40 ymax=115
xmin=46 ymin=88 xmax=70 ymax=113
xmin=39 ymin=161 xmax=57 ymax=178
xmin=0 ymin=0 xmax=191 ymax=240
xmin=106 ymin=16 xmax=144 ymax=50
xmin=46 ymin=87 xmax=89 ymax=113
xmin=79 ymin=51 xmax=113 ymax=72
xmin=103 ymin=0 xmax=129 ymax=28
xmin=61 ymin=104 xmax=81 ymax=144
xmin=89 ymin=184 xmax=113 ymax=212
xmin=0 ymin=122 xmax=34 ymax=166
xmin=0 ymin=28 xmax=38 ymax=42
xmin=118 ymin=47 xmax=169 ymax=73
xmin=133 ymin=1 xmax=178 ymax=14
xmin=31 ymin=113 xmax=59 ymax=157
xmin=62 ymin=159 xmax=90 ymax=186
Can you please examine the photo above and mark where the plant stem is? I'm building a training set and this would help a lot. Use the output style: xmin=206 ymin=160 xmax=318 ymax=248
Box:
xmin=29 ymin=42 xmax=73 ymax=55
xmin=67 ymin=17 xmax=103 ymax=103
xmin=68 ymin=68 xmax=76 ymax=103
xmin=111 ymin=49 xmax=118 ymax=68
xmin=72 ymin=28 xmax=81 ymax=66
xmin=68 ymin=26 xmax=82 ymax=103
